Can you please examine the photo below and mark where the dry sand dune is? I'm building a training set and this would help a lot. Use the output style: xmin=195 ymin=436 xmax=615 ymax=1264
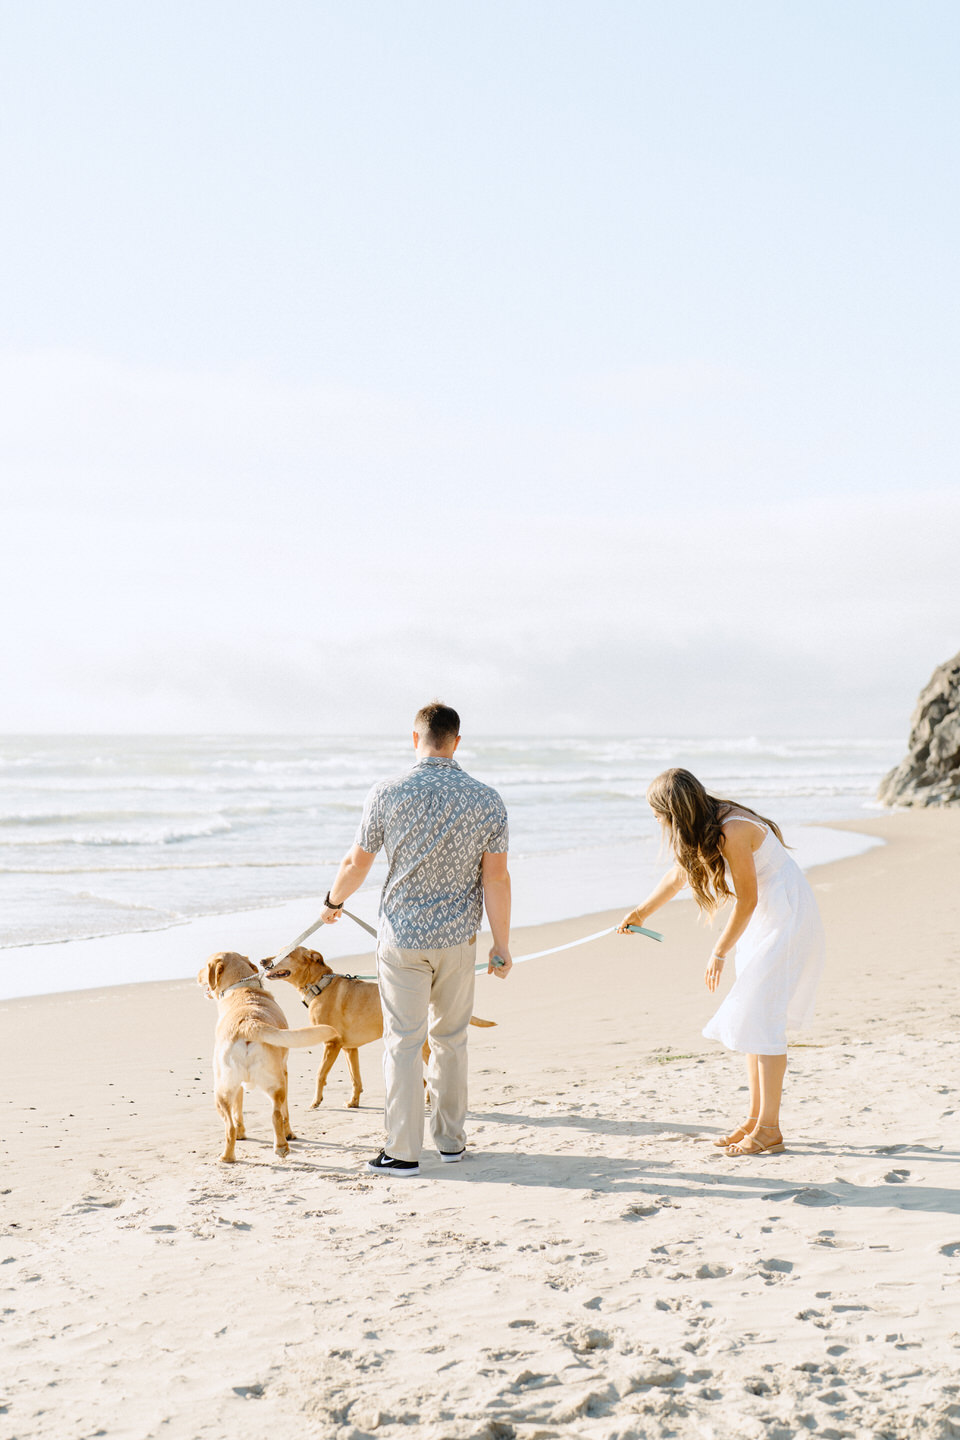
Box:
xmin=2 ymin=809 xmax=959 ymax=1439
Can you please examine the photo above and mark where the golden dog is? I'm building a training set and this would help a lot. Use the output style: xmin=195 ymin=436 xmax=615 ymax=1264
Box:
xmin=261 ymin=946 xmax=495 ymax=1109
xmin=197 ymin=951 xmax=336 ymax=1162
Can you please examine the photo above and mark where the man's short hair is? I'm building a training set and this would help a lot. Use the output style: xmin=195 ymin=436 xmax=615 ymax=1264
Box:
xmin=414 ymin=700 xmax=460 ymax=746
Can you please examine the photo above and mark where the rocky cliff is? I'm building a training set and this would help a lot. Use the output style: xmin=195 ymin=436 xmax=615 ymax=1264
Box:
xmin=878 ymin=650 xmax=960 ymax=806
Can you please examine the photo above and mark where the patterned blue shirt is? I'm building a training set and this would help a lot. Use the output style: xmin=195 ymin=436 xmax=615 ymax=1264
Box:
xmin=355 ymin=756 xmax=509 ymax=949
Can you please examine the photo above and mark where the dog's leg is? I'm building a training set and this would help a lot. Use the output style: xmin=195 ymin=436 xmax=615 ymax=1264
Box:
xmin=312 ymin=1039 xmax=342 ymax=1108
xmin=217 ymin=1087 xmax=239 ymax=1163
xmin=233 ymin=1086 xmax=246 ymax=1141
xmin=422 ymin=1039 xmax=432 ymax=1109
xmin=269 ymin=1080 xmax=290 ymax=1158
xmin=282 ymin=1060 xmax=295 ymax=1141
xmin=344 ymin=1047 xmax=363 ymax=1109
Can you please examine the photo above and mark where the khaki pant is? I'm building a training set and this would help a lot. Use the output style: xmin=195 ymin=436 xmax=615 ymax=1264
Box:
xmin=377 ymin=938 xmax=477 ymax=1162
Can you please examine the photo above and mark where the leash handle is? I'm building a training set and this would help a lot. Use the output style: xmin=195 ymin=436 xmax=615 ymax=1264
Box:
xmin=489 ymin=954 xmax=506 ymax=969
xmin=626 ymin=924 xmax=664 ymax=941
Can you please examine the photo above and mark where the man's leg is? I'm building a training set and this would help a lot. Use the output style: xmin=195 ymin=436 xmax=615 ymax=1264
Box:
xmin=378 ymin=943 xmax=432 ymax=1162
xmin=426 ymin=939 xmax=477 ymax=1156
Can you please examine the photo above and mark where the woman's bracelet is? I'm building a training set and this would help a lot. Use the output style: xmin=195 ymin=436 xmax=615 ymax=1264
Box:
xmin=711 ymin=950 xmax=726 ymax=961
xmin=324 ymin=890 xmax=344 ymax=911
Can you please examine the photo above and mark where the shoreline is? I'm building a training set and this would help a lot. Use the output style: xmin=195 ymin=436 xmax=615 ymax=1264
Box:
xmin=0 ymin=819 xmax=883 ymax=1001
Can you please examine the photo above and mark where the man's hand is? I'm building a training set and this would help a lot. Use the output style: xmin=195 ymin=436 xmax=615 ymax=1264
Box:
xmin=488 ymin=947 xmax=512 ymax=978
xmin=322 ymin=846 xmax=377 ymax=927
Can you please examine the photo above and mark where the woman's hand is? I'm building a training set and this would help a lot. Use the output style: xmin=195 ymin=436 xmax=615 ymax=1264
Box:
xmin=617 ymin=908 xmax=643 ymax=934
xmin=705 ymin=952 xmax=726 ymax=992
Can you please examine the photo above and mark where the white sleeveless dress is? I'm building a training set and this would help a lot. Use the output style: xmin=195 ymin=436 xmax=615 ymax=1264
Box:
xmin=701 ymin=817 xmax=825 ymax=1055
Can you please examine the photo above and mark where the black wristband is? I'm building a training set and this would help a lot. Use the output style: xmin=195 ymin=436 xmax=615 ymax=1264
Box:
xmin=324 ymin=891 xmax=344 ymax=910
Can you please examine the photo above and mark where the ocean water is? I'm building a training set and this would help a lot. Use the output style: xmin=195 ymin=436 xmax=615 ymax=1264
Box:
xmin=0 ymin=734 xmax=900 ymax=953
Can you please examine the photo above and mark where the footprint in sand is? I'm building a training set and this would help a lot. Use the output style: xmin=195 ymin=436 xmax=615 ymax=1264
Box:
xmin=759 ymin=1258 xmax=793 ymax=1275
xmin=796 ymin=1309 xmax=832 ymax=1329
xmin=567 ymin=1325 xmax=612 ymax=1352
xmin=625 ymin=1359 xmax=680 ymax=1390
xmin=510 ymin=1369 xmax=560 ymax=1392
xmin=883 ymin=1169 xmax=910 ymax=1182
xmin=792 ymin=1187 xmax=834 ymax=1206
xmin=939 ymin=1242 xmax=960 ymax=1257
xmin=71 ymin=1195 xmax=123 ymax=1213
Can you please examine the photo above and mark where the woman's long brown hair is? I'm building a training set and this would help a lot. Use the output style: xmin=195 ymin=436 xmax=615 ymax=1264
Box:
xmin=646 ymin=767 xmax=785 ymax=915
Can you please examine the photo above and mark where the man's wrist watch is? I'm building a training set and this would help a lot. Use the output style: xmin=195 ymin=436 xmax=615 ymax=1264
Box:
xmin=324 ymin=890 xmax=344 ymax=911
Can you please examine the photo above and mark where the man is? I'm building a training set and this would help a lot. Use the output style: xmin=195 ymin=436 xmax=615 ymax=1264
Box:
xmin=320 ymin=701 xmax=512 ymax=1176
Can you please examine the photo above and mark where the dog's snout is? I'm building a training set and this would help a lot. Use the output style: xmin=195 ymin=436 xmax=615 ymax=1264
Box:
xmin=260 ymin=957 xmax=275 ymax=970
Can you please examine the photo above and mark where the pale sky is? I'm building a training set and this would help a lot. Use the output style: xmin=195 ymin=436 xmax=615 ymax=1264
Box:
xmin=1 ymin=2 xmax=958 ymax=736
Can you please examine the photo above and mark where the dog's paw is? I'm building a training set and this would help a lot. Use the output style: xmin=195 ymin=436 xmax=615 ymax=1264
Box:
xmin=274 ymin=1144 xmax=290 ymax=1159
xmin=310 ymin=1098 xmax=324 ymax=1109
xmin=285 ymin=1131 xmax=297 ymax=1141
xmin=347 ymin=1099 xmax=361 ymax=1109
xmin=220 ymin=1153 xmax=237 ymax=1164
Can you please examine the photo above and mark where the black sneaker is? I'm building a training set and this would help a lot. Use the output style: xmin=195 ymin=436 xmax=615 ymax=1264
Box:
xmin=438 ymin=1148 xmax=465 ymax=1163
xmin=366 ymin=1149 xmax=420 ymax=1177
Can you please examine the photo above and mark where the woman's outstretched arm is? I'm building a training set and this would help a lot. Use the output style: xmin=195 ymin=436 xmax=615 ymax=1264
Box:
xmin=616 ymin=866 xmax=685 ymax=933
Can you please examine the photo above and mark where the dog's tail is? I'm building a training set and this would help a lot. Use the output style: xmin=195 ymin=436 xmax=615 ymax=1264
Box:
xmin=248 ymin=1023 xmax=338 ymax=1049
xmin=468 ymin=1016 xmax=496 ymax=1028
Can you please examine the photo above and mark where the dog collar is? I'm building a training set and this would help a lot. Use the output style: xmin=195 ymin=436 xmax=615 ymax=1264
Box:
xmin=218 ymin=972 xmax=265 ymax=997
xmin=299 ymin=972 xmax=359 ymax=1007
xmin=302 ymin=974 xmax=338 ymax=999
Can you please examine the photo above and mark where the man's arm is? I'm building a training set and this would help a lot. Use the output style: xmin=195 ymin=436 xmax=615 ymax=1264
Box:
xmin=321 ymin=844 xmax=377 ymax=924
xmin=481 ymin=850 xmax=512 ymax=978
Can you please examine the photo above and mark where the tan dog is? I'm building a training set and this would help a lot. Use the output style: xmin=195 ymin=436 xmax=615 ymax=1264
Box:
xmin=197 ymin=951 xmax=337 ymax=1163
xmin=261 ymin=946 xmax=495 ymax=1109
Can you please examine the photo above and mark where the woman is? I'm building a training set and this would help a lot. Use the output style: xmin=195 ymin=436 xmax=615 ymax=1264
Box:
xmin=618 ymin=768 xmax=824 ymax=1156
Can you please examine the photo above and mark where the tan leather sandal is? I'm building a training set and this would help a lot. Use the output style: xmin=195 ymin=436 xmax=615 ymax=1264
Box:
xmin=725 ymin=1124 xmax=785 ymax=1156
xmin=712 ymin=1117 xmax=759 ymax=1148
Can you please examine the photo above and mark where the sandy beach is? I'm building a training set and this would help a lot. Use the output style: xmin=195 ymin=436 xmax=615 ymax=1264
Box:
xmin=2 ymin=807 xmax=959 ymax=1439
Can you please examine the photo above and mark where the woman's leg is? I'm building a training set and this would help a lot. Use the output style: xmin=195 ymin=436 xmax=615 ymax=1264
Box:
xmin=757 ymin=1053 xmax=787 ymax=1131
xmin=725 ymin=1052 xmax=787 ymax=1154
xmin=746 ymin=1053 xmax=761 ymax=1119
xmin=714 ymin=1054 xmax=760 ymax=1146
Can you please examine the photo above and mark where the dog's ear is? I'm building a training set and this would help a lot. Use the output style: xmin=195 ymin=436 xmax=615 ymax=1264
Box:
xmin=198 ymin=955 xmax=226 ymax=996
xmin=197 ymin=958 xmax=216 ymax=992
